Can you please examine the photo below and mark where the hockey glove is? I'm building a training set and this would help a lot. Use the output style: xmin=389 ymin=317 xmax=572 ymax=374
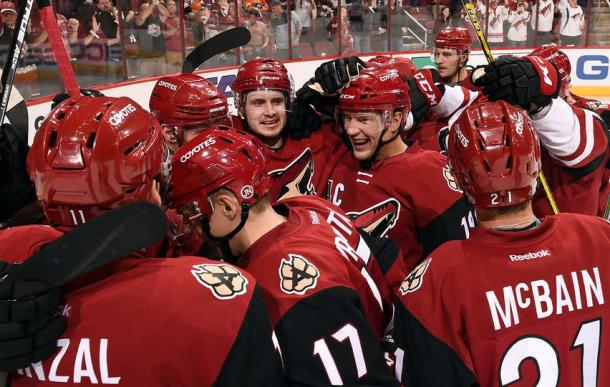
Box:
xmin=314 ymin=56 xmax=366 ymax=95
xmin=0 ymin=123 xmax=36 ymax=222
xmin=472 ymin=55 xmax=560 ymax=112
xmin=406 ymin=69 xmax=444 ymax=125
xmin=287 ymin=78 xmax=337 ymax=140
xmin=0 ymin=261 xmax=66 ymax=371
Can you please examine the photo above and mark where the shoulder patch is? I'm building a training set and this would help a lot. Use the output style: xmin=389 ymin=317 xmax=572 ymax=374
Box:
xmin=191 ymin=263 xmax=249 ymax=300
xmin=279 ymin=254 xmax=319 ymax=295
xmin=399 ymin=257 xmax=432 ymax=295
xmin=443 ymin=165 xmax=463 ymax=193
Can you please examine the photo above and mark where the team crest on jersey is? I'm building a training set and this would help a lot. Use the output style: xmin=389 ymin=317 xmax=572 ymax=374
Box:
xmin=347 ymin=198 xmax=400 ymax=238
xmin=279 ymin=254 xmax=319 ymax=295
xmin=443 ymin=165 xmax=462 ymax=193
xmin=399 ymin=257 xmax=432 ymax=295
xmin=191 ymin=264 xmax=249 ymax=300
xmin=268 ymin=148 xmax=316 ymax=201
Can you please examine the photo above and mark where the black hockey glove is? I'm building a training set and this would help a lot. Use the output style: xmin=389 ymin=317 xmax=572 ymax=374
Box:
xmin=406 ymin=68 xmax=444 ymax=125
xmin=472 ymin=55 xmax=560 ymax=112
xmin=51 ymin=89 xmax=105 ymax=110
xmin=314 ymin=56 xmax=365 ymax=95
xmin=0 ymin=261 xmax=66 ymax=371
xmin=0 ymin=123 xmax=36 ymax=222
xmin=287 ymin=78 xmax=337 ymax=140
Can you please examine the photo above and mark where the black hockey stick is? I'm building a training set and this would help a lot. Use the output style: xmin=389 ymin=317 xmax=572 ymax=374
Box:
xmin=182 ymin=27 xmax=251 ymax=73
xmin=0 ymin=0 xmax=35 ymax=129
xmin=7 ymin=201 xmax=167 ymax=286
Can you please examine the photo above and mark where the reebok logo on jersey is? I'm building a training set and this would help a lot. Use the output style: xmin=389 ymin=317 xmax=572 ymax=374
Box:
xmin=279 ymin=254 xmax=319 ymax=295
xmin=509 ymin=249 xmax=551 ymax=262
xmin=191 ymin=263 xmax=248 ymax=300
xmin=400 ymin=257 xmax=432 ymax=295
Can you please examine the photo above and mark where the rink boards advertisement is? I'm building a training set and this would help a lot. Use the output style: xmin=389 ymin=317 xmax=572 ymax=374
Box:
xmin=23 ymin=47 xmax=610 ymax=145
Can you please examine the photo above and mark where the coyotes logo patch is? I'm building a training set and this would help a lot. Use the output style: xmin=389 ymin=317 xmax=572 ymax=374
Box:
xmin=279 ymin=254 xmax=319 ymax=295
xmin=443 ymin=165 xmax=462 ymax=193
xmin=191 ymin=264 xmax=249 ymax=300
xmin=347 ymin=198 xmax=400 ymax=238
xmin=268 ymin=148 xmax=316 ymax=201
xmin=399 ymin=257 xmax=432 ymax=295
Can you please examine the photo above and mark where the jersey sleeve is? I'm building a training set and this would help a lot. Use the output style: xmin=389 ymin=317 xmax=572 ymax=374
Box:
xmin=214 ymin=285 xmax=286 ymax=387
xmin=393 ymin=248 xmax=478 ymax=386
xmin=531 ymin=98 xmax=609 ymax=174
xmin=274 ymin=286 xmax=398 ymax=386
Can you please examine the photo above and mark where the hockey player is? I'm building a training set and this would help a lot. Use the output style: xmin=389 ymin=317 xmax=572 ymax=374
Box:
xmin=432 ymin=27 xmax=477 ymax=90
xmin=393 ymin=100 xmax=610 ymax=386
xmin=169 ymin=126 xmax=398 ymax=386
xmin=0 ymin=96 xmax=285 ymax=386
xmin=327 ymin=66 xmax=475 ymax=272
xmin=471 ymin=53 xmax=609 ymax=216
xmin=231 ymin=57 xmax=349 ymax=202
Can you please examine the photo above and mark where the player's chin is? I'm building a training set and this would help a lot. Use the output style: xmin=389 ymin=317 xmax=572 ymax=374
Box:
xmin=351 ymin=143 xmax=373 ymax=161
xmin=252 ymin=123 xmax=284 ymax=139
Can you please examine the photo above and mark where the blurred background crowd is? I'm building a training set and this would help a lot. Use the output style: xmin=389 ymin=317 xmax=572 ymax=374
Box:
xmin=0 ymin=0 xmax=605 ymax=99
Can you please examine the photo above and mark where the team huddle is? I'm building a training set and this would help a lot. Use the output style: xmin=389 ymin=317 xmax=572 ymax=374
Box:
xmin=0 ymin=26 xmax=608 ymax=386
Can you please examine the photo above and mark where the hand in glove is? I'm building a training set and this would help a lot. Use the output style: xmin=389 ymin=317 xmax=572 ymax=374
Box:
xmin=472 ymin=55 xmax=560 ymax=112
xmin=406 ymin=69 xmax=445 ymax=125
xmin=287 ymin=79 xmax=336 ymax=140
xmin=0 ymin=261 xmax=66 ymax=371
xmin=314 ymin=56 xmax=365 ymax=95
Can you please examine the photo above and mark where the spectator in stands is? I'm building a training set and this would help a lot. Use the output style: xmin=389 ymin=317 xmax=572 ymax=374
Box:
xmin=380 ymin=0 xmax=409 ymax=51
xmin=211 ymin=0 xmax=237 ymax=30
xmin=0 ymin=1 xmax=17 ymax=47
xmin=507 ymin=0 xmax=530 ymax=46
xmin=327 ymin=5 xmax=354 ymax=54
xmin=76 ymin=3 xmax=105 ymax=47
xmin=438 ymin=5 xmax=452 ymax=29
xmin=313 ymin=1 xmax=333 ymax=44
xmin=136 ymin=0 xmax=169 ymax=76
xmin=163 ymin=0 xmax=182 ymax=74
xmin=486 ymin=0 xmax=507 ymax=46
xmin=269 ymin=0 xmax=302 ymax=59
xmin=243 ymin=9 xmax=269 ymax=59
xmin=295 ymin=0 xmax=316 ymax=45
xmin=96 ymin=0 xmax=119 ymax=39
xmin=531 ymin=0 xmax=554 ymax=44
xmin=95 ymin=0 xmax=121 ymax=82
xmin=559 ymin=0 xmax=584 ymax=45
xmin=349 ymin=0 xmax=377 ymax=54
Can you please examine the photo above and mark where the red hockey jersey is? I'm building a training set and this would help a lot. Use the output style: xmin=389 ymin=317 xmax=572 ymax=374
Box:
xmin=326 ymin=144 xmax=474 ymax=272
xmin=394 ymin=214 xmax=610 ymax=386
xmin=233 ymin=117 xmax=345 ymax=202
xmin=0 ymin=225 xmax=285 ymax=387
xmin=240 ymin=197 xmax=398 ymax=386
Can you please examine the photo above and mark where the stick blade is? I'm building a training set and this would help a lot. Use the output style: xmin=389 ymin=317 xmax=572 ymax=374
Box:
xmin=11 ymin=201 xmax=167 ymax=285
xmin=182 ymin=27 xmax=251 ymax=73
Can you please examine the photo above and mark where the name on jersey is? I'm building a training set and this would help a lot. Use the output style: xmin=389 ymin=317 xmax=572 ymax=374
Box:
xmin=157 ymin=80 xmax=178 ymax=90
xmin=17 ymin=338 xmax=121 ymax=384
xmin=179 ymin=137 xmax=216 ymax=163
xmin=108 ymin=104 xmax=136 ymax=126
xmin=509 ymin=249 xmax=550 ymax=262
xmin=486 ymin=266 xmax=604 ymax=331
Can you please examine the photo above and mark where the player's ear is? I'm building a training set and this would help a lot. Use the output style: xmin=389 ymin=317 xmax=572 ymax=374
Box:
xmin=390 ymin=110 xmax=403 ymax=135
xmin=216 ymin=191 xmax=240 ymax=220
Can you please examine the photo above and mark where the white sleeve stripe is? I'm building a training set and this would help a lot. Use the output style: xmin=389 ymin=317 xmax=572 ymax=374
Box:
xmin=355 ymin=235 xmax=371 ymax=265
xmin=447 ymin=90 xmax=479 ymax=130
xmin=432 ymin=85 xmax=478 ymax=119
xmin=548 ymin=109 xmax=595 ymax=167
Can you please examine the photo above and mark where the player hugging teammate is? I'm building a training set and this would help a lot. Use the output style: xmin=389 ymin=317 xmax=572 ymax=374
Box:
xmin=0 ymin=47 xmax=608 ymax=386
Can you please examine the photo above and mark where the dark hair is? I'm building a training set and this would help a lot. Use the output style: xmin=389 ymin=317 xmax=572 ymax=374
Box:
xmin=76 ymin=3 xmax=97 ymax=30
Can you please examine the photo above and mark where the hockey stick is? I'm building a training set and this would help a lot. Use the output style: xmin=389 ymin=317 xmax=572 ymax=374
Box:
xmin=7 ymin=201 xmax=167 ymax=285
xmin=0 ymin=0 xmax=35 ymax=129
xmin=461 ymin=0 xmax=560 ymax=215
xmin=182 ymin=27 xmax=251 ymax=73
xmin=37 ymin=0 xmax=79 ymax=96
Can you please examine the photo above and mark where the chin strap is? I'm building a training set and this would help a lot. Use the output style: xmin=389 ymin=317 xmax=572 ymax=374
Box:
xmin=361 ymin=111 xmax=403 ymax=170
xmin=200 ymin=203 xmax=251 ymax=263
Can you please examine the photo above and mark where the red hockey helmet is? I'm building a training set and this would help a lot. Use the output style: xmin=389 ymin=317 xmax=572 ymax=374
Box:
xmin=434 ymin=27 xmax=472 ymax=52
xmin=28 ymin=96 xmax=163 ymax=227
xmin=367 ymin=55 xmax=417 ymax=79
xmin=232 ymin=58 xmax=293 ymax=116
xmin=149 ymin=73 xmax=229 ymax=128
xmin=529 ymin=46 xmax=571 ymax=98
xmin=169 ymin=126 xmax=270 ymax=217
xmin=447 ymin=101 xmax=541 ymax=208
xmin=339 ymin=67 xmax=411 ymax=128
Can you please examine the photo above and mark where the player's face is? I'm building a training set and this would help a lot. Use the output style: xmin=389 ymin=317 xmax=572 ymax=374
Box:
xmin=342 ymin=110 xmax=384 ymax=160
xmin=434 ymin=48 xmax=461 ymax=79
xmin=244 ymin=89 xmax=287 ymax=146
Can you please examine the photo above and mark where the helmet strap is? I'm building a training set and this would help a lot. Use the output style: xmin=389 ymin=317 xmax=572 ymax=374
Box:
xmin=361 ymin=110 xmax=401 ymax=169
xmin=200 ymin=202 xmax=251 ymax=262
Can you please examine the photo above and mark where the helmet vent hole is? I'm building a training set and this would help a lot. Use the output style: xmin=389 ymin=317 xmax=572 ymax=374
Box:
xmin=55 ymin=111 xmax=66 ymax=120
xmin=49 ymin=131 xmax=58 ymax=147
xmin=482 ymin=160 xmax=492 ymax=172
xmin=242 ymin=149 xmax=252 ymax=160
xmin=505 ymin=135 xmax=510 ymax=147
xmin=219 ymin=136 xmax=234 ymax=144
xmin=125 ymin=187 xmax=135 ymax=194
xmin=94 ymin=112 xmax=103 ymax=121
xmin=506 ymin=155 xmax=513 ymax=170
xmin=86 ymin=132 xmax=96 ymax=148
xmin=124 ymin=140 xmax=143 ymax=156
xmin=501 ymin=115 xmax=507 ymax=123
xmin=474 ymin=120 xmax=480 ymax=128
xmin=478 ymin=138 xmax=485 ymax=151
